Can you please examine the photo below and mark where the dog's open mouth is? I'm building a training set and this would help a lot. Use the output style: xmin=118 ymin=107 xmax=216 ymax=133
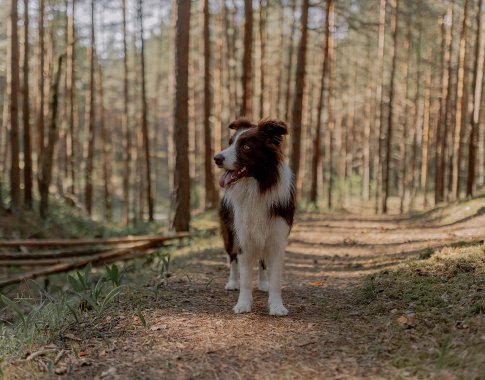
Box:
xmin=219 ymin=167 xmax=247 ymax=188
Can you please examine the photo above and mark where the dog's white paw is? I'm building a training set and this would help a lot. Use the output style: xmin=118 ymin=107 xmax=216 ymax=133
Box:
xmin=258 ymin=281 xmax=269 ymax=292
xmin=269 ymin=303 xmax=288 ymax=316
xmin=225 ymin=281 xmax=239 ymax=290
xmin=233 ymin=301 xmax=251 ymax=314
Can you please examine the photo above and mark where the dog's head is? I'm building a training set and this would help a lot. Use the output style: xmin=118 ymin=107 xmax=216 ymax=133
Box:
xmin=214 ymin=118 xmax=288 ymax=189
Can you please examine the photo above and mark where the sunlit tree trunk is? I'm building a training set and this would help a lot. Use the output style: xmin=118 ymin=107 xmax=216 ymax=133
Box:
xmin=258 ymin=0 xmax=266 ymax=118
xmin=374 ymin=0 xmax=386 ymax=214
xmin=451 ymin=0 xmax=469 ymax=200
xmin=309 ymin=0 xmax=332 ymax=205
xmin=284 ymin=0 xmax=297 ymax=122
xmin=289 ymin=0 xmax=309 ymax=193
xmin=241 ymin=0 xmax=253 ymax=117
xmin=435 ymin=6 xmax=452 ymax=204
xmin=202 ymin=0 xmax=218 ymax=209
xmin=421 ymin=55 xmax=432 ymax=208
xmin=466 ymin=0 xmax=484 ymax=197
xmin=326 ymin=11 xmax=336 ymax=209
xmin=399 ymin=26 xmax=412 ymax=214
xmin=172 ymin=0 xmax=191 ymax=232
xmin=382 ymin=0 xmax=400 ymax=214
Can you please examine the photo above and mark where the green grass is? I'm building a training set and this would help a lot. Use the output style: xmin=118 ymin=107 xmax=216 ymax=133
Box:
xmin=361 ymin=244 xmax=485 ymax=378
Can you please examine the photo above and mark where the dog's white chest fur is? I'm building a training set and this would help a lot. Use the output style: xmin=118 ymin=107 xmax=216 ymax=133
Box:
xmin=223 ymin=163 xmax=293 ymax=253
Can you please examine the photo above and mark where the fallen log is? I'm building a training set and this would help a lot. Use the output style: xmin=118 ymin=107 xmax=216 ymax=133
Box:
xmin=0 ymin=236 xmax=185 ymax=288
xmin=0 ymin=233 xmax=190 ymax=249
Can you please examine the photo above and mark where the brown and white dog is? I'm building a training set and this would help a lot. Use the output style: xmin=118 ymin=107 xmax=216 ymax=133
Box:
xmin=214 ymin=118 xmax=295 ymax=316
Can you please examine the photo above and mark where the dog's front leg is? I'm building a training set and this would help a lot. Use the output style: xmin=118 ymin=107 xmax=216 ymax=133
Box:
xmin=233 ymin=252 xmax=254 ymax=314
xmin=266 ymin=249 xmax=288 ymax=316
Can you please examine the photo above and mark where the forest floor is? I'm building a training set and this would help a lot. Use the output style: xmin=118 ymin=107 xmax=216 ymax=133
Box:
xmin=2 ymin=199 xmax=485 ymax=379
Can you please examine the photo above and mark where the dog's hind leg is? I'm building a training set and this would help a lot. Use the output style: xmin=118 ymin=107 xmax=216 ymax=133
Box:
xmin=225 ymin=255 xmax=239 ymax=290
xmin=265 ymin=220 xmax=289 ymax=316
xmin=258 ymin=260 xmax=269 ymax=292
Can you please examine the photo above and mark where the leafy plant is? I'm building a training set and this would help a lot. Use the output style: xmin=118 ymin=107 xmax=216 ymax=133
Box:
xmin=105 ymin=263 xmax=122 ymax=287
xmin=1 ymin=294 xmax=27 ymax=328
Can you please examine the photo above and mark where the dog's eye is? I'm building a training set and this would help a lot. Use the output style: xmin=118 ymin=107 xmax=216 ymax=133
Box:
xmin=243 ymin=144 xmax=251 ymax=151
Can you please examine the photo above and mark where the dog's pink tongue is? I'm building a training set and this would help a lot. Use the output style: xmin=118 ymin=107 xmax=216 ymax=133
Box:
xmin=219 ymin=171 xmax=232 ymax=188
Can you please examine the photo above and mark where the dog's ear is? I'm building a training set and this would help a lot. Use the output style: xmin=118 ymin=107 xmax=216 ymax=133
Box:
xmin=258 ymin=119 xmax=289 ymax=144
xmin=228 ymin=118 xmax=255 ymax=130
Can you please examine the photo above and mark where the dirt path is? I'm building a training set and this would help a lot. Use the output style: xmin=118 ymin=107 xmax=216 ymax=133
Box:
xmin=43 ymin=212 xmax=485 ymax=379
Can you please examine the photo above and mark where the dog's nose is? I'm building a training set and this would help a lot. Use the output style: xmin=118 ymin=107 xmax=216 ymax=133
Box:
xmin=214 ymin=154 xmax=225 ymax=166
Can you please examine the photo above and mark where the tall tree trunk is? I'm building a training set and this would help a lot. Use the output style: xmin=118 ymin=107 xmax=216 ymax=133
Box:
xmin=22 ymin=0 xmax=32 ymax=209
xmin=121 ymin=0 xmax=131 ymax=224
xmin=258 ymin=0 xmax=266 ymax=118
xmin=466 ymin=0 xmax=484 ymax=197
xmin=36 ymin=0 xmax=45 ymax=165
xmin=443 ymin=1 xmax=456 ymax=201
xmin=451 ymin=0 xmax=469 ymax=200
xmin=38 ymin=55 xmax=63 ymax=218
xmin=309 ymin=0 xmax=332 ymax=204
xmin=382 ymin=0 xmax=400 ymax=214
xmin=435 ymin=6 xmax=452 ymax=204
xmin=399 ymin=26 xmax=412 ymax=214
xmin=172 ymin=0 xmax=191 ymax=232
xmin=241 ymin=0 xmax=253 ymax=117
xmin=202 ymin=0 xmax=218 ymax=209
xmin=66 ymin=0 xmax=76 ymax=199
xmin=421 ymin=56 xmax=432 ymax=208
xmin=138 ymin=0 xmax=154 ymax=221
xmin=374 ymin=0 xmax=387 ymax=214
xmin=289 ymin=0 xmax=310 ymax=192
xmin=97 ymin=62 xmax=111 ymax=220
xmin=326 ymin=12 xmax=336 ymax=209
xmin=84 ymin=0 xmax=95 ymax=215
xmin=8 ymin=0 xmax=21 ymax=212
xmin=285 ymin=0 xmax=297 ymax=122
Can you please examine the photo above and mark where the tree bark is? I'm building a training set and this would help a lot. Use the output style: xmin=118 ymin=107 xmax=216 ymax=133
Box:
xmin=289 ymin=0 xmax=310 ymax=193
xmin=97 ymin=62 xmax=111 ymax=220
xmin=451 ymin=0 xmax=469 ymax=200
xmin=172 ymin=0 xmax=192 ymax=232
xmin=84 ymin=0 xmax=95 ymax=215
xmin=382 ymin=0 xmax=400 ymax=214
xmin=466 ymin=0 xmax=484 ymax=197
xmin=326 ymin=11 xmax=336 ymax=209
xmin=309 ymin=0 xmax=332 ymax=204
xmin=241 ymin=0 xmax=253 ymax=117
xmin=8 ymin=0 xmax=21 ymax=212
xmin=22 ymin=0 xmax=32 ymax=209
xmin=258 ymin=0 xmax=266 ymax=118
xmin=285 ymin=0 xmax=297 ymax=122
xmin=66 ymin=0 xmax=77 ymax=199
xmin=421 ymin=56 xmax=432 ymax=208
xmin=202 ymin=0 xmax=218 ymax=209
xmin=138 ymin=0 xmax=154 ymax=221
xmin=435 ymin=6 xmax=452 ymax=204
xmin=121 ymin=0 xmax=131 ymax=224
xmin=36 ymin=0 xmax=45 ymax=165
xmin=38 ymin=55 xmax=63 ymax=218
xmin=374 ymin=0 xmax=387 ymax=214
xmin=399 ymin=26 xmax=412 ymax=214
